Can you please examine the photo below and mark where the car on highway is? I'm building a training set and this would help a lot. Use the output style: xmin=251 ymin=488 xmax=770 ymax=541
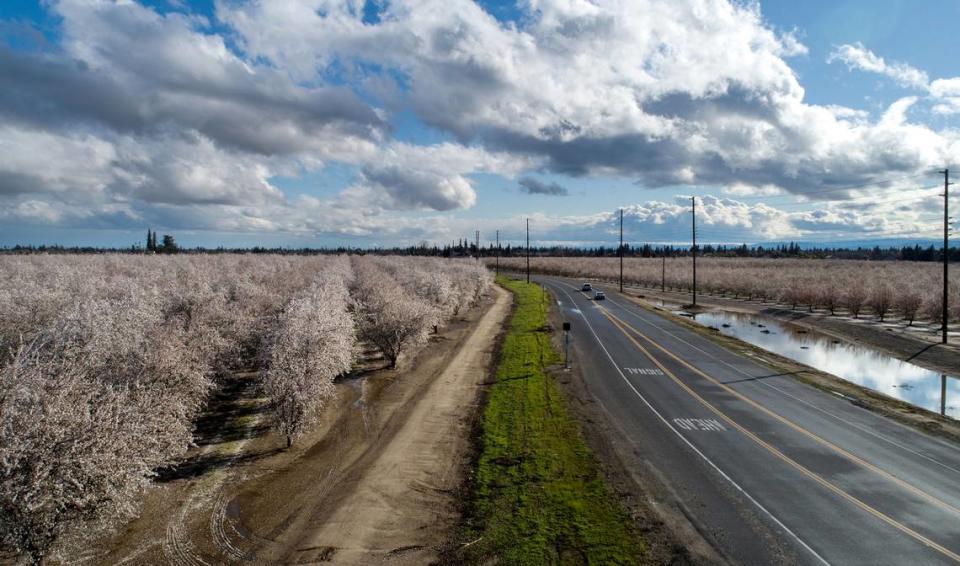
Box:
xmin=581 ymin=283 xmax=592 ymax=292
xmin=593 ymin=291 xmax=605 ymax=300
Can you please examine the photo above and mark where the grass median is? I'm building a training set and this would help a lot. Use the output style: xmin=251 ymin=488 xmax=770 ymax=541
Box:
xmin=459 ymin=276 xmax=646 ymax=564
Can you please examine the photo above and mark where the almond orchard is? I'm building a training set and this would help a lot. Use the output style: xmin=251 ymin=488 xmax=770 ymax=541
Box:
xmin=0 ymin=254 xmax=490 ymax=563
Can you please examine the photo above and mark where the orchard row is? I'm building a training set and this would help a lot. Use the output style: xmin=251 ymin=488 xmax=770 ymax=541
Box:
xmin=492 ymin=256 xmax=960 ymax=324
xmin=0 ymin=255 xmax=491 ymax=562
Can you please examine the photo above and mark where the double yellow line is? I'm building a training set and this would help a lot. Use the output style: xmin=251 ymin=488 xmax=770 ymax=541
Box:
xmin=600 ymin=307 xmax=960 ymax=563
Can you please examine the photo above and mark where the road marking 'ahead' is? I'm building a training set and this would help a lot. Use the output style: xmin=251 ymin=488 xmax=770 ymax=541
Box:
xmin=674 ymin=418 xmax=727 ymax=431
xmin=625 ymin=367 xmax=664 ymax=376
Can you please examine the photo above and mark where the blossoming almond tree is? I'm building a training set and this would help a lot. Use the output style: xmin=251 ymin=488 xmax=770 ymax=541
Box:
xmin=0 ymin=329 xmax=195 ymax=564
xmin=0 ymin=254 xmax=492 ymax=561
xmin=0 ymin=255 xmax=327 ymax=560
xmin=493 ymin=256 xmax=957 ymax=326
xmin=260 ymin=269 xmax=355 ymax=448
xmin=351 ymin=258 xmax=440 ymax=369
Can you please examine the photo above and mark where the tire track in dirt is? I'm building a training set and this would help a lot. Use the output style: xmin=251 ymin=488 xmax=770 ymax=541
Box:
xmin=88 ymin=293 xmax=503 ymax=565
xmin=158 ymin=376 xmax=268 ymax=566
xmin=290 ymin=285 xmax=510 ymax=565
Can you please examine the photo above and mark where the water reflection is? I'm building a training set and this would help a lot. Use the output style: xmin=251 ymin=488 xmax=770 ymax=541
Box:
xmin=689 ymin=310 xmax=959 ymax=420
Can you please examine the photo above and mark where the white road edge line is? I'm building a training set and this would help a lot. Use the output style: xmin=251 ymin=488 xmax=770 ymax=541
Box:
xmin=602 ymin=281 xmax=960 ymax=455
xmin=595 ymin=287 xmax=960 ymax=478
xmin=541 ymin=280 xmax=832 ymax=566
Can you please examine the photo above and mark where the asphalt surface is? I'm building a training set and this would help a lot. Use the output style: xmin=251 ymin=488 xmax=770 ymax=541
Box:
xmin=536 ymin=275 xmax=960 ymax=566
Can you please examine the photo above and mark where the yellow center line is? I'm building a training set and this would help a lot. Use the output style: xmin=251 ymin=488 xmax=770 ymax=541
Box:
xmin=600 ymin=309 xmax=960 ymax=564
xmin=601 ymin=306 xmax=960 ymax=521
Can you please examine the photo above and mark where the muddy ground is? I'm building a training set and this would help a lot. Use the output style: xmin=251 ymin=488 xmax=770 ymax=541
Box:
xmin=71 ymin=286 xmax=509 ymax=566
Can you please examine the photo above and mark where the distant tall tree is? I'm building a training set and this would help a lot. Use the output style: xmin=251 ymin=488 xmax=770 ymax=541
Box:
xmin=160 ymin=234 xmax=177 ymax=254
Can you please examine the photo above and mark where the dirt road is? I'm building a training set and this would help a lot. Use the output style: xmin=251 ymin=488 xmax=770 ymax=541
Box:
xmin=293 ymin=283 xmax=510 ymax=564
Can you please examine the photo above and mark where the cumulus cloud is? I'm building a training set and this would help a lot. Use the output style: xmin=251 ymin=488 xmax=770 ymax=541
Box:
xmin=348 ymin=142 xmax=535 ymax=210
xmin=0 ymin=0 xmax=519 ymax=225
xmin=0 ymin=124 xmax=285 ymax=207
xmin=359 ymin=166 xmax=476 ymax=211
xmin=1 ymin=0 xmax=958 ymax=245
xmin=827 ymin=43 xmax=960 ymax=119
xmin=518 ymin=177 xmax=569 ymax=196
xmin=519 ymin=193 xmax=942 ymax=246
xmin=223 ymin=0 xmax=958 ymax=198
xmin=1 ymin=2 xmax=384 ymax=157
xmin=930 ymin=78 xmax=960 ymax=115
xmin=827 ymin=43 xmax=929 ymax=89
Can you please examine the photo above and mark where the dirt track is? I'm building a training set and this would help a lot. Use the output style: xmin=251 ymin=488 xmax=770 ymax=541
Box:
xmin=80 ymin=286 xmax=509 ymax=565
xmin=295 ymin=284 xmax=510 ymax=564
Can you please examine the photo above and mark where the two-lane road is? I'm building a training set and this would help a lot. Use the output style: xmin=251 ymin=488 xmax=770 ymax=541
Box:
xmin=537 ymin=276 xmax=960 ymax=565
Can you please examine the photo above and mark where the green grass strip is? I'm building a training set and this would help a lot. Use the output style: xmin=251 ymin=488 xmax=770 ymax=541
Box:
xmin=463 ymin=276 xmax=646 ymax=565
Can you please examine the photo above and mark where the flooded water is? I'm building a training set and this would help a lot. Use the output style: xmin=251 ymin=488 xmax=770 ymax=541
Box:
xmin=688 ymin=310 xmax=959 ymax=420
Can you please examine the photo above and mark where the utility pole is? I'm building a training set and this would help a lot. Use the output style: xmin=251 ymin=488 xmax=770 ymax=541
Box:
xmin=475 ymin=230 xmax=480 ymax=261
xmin=526 ymin=218 xmax=530 ymax=284
xmin=691 ymin=196 xmax=697 ymax=307
xmin=662 ymin=255 xmax=666 ymax=292
xmin=619 ymin=208 xmax=624 ymax=294
xmin=495 ymin=229 xmax=500 ymax=277
xmin=942 ymin=374 xmax=947 ymax=416
xmin=943 ymin=169 xmax=951 ymax=344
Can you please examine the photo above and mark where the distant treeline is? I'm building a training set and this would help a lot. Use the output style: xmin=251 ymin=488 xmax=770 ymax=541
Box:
xmin=2 ymin=240 xmax=958 ymax=262
xmin=491 ymin=242 xmax=960 ymax=262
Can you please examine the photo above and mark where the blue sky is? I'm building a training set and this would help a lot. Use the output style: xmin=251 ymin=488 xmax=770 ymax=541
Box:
xmin=0 ymin=0 xmax=957 ymax=248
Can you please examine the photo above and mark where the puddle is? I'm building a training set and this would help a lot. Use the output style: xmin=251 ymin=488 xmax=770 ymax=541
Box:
xmin=654 ymin=299 xmax=687 ymax=312
xmin=688 ymin=310 xmax=959 ymax=419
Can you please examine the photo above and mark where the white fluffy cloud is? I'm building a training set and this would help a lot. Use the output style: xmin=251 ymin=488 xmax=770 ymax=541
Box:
xmin=828 ymin=42 xmax=929 ymax=89
xmin=0 ymin=124 xmax=285 ymax=207
xmin=222 ymin=0 xmax=958 ymax=195
xmin=1 ymin=0 xmax=958 ymax=245
xmin=351 ymin=142 xmax=535 ymax=210
xmin=0 ymin=0 xmax=505 ymax=222
xmin=930 ymin=78 xmax=960 ymax=115
xmin=827 ymin=42 xmax=960 ymax=118
xmin=523 ymin=193 xmax=942 ymax=246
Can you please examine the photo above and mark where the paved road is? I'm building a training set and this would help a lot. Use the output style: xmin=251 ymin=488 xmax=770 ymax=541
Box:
xmin=537 ymin=275 xmax=960 ymax=566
